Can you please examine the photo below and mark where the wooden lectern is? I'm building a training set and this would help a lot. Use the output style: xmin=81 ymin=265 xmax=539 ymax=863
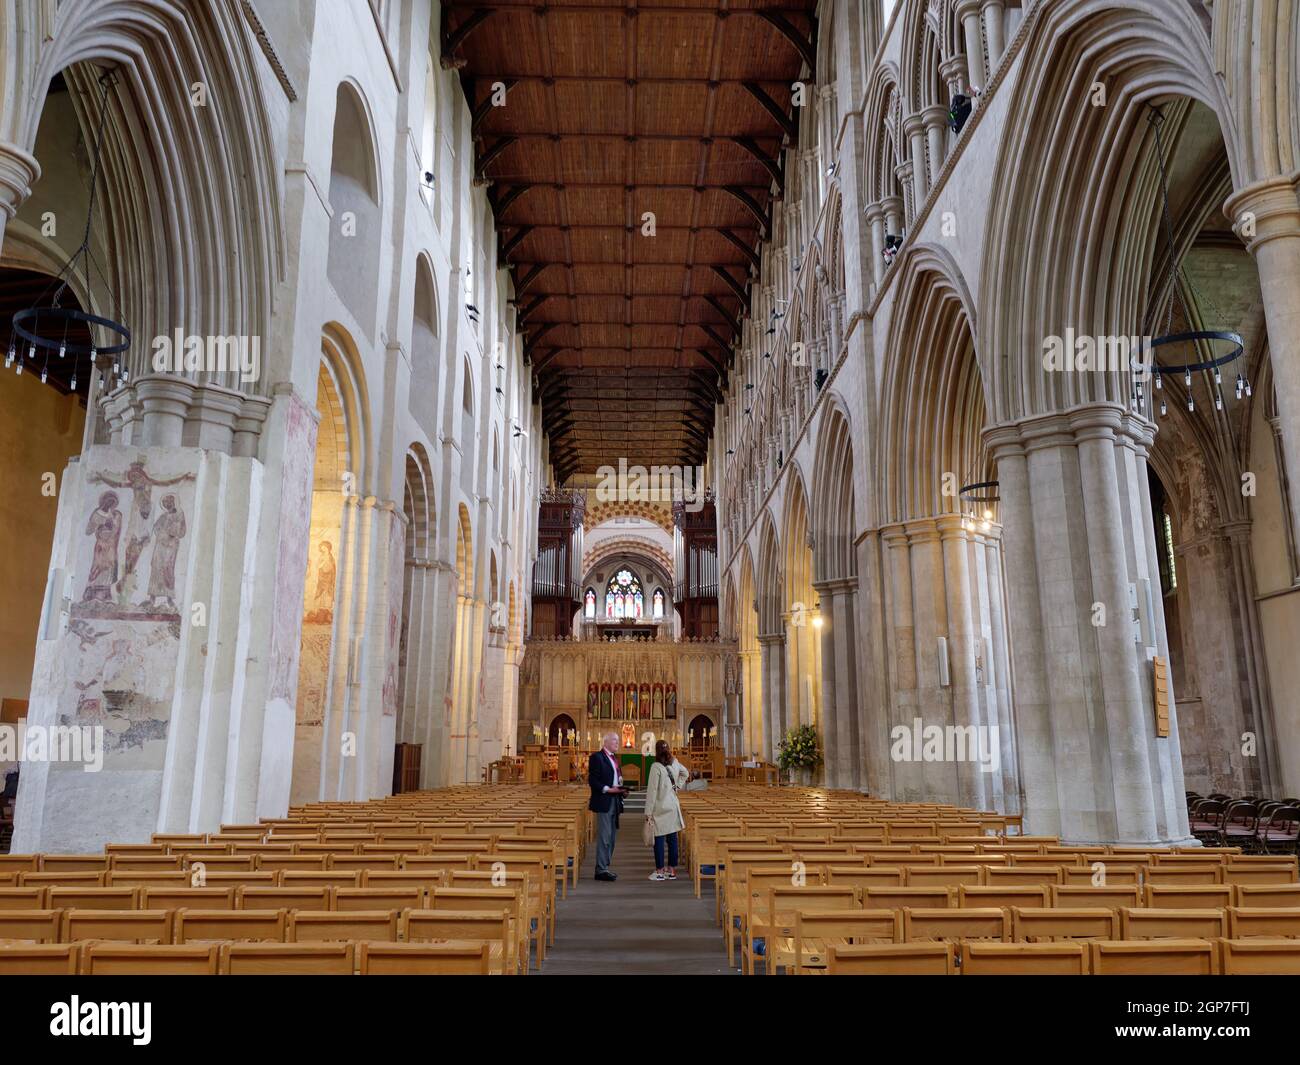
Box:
xmin=523 ymin=744 xmax=544 ymax=785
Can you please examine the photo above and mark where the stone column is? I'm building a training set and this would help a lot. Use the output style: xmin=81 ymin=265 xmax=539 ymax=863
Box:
xmin=895 ymin=162 xmax=915 ymax=224
xmin=903 ymin=114 xmax=929 ymax=209
xmin=1221 ymin=519 xmax=1281 ymax=792
xmin=922 ymin=105 xmax=950 ymax=189
xmin=956 ymin=0 xmax=986 ymax=88
xmin=0 ymin=140 xmax=39 ymax=255
xmin=981 ymin=0 xmax=1006 ymax=74
xmin=882 ymin=196 xmax=905 ymax=245
xmin=985 ymin=404 xmax=1194 ymax=844
xmin=868 ymin=200 xmax=889 ymax=289
xmin=816 ymin=577 xmax=860 ymax=790
xmin=1224 ymin=178 xmax=1300 ymax=561
xmin=881 ymin=526 xmax=916 ymax=800
xmin=758 ymin=633 xmax=786 ymax=761
xmin=937 ymin=514 xmax=987 ymax=809
xmin=940 ymin=55 xmax=968 ymax=100
xmin=14 ymin=440 xmax=265 ymax=852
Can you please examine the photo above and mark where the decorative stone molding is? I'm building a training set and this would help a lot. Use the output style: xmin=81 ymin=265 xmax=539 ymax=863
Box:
xmin=102 ymin=374 xmax=274 ymax=454
xmin=0 ymin=141 xmax=40 ymax=220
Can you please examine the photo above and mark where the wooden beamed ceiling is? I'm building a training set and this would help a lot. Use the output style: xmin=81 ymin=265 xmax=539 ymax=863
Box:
xmin=441 ymin=0 xmax=818 ymax=483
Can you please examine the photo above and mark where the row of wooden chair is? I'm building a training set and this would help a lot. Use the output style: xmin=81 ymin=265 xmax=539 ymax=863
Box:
xmin=0 ymin=940 xmax=493 ymax=975
xmin=825 ymin=938 xmax=1300 ymax=975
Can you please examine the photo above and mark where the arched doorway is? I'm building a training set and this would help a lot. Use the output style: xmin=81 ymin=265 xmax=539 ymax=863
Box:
xmin=687 ymin=714 xmax=713 ymax=748
xmin=549 ymin=714 xmax=576 ymax=746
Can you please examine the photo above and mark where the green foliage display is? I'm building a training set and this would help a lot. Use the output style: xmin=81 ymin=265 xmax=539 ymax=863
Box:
xmin=777 ymin=724 xmax=823 ymax=771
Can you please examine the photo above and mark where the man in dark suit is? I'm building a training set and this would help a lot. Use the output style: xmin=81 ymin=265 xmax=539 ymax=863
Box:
xmin=588 ymin=731 xmax=627 ymax=881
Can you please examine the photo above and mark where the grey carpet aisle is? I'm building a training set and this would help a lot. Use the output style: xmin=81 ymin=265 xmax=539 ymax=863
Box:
xmin=540 ymin=793 xmax=736 ymax=975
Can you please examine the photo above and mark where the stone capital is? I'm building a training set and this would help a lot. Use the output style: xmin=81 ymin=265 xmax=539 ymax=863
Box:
xmin=921 ymin=104 xmax=950 ymax=130
xmin=0 ymin=141 xmax=40 ymax=220
xmin=902 ymin=113 xmax=926 ymax=139
xmin=1223 ymin=174 xmax=1300 ymax=253
xmin=954 ymin=0 xmax=983 ymax=19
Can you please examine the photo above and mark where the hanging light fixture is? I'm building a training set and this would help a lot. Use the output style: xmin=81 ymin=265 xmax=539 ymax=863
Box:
xmin=11 ymin=70 xmax=130 ymax=397
xmin=958 ymin=479 xmax=999 ymax=534
xmin=1138 ymin=106 xmax=1245 ymax=420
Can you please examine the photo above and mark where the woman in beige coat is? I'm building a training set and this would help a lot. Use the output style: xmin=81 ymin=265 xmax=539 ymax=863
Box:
xmin=644 ymin=739 xmax=689 ymax=880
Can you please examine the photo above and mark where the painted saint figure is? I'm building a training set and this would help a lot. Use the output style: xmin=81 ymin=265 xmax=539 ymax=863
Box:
xmin=314 ymin=541 xmax=337 ymax=608
xmin=143 ymin=495 xmax=186 ymax=611
xmin=83 ymin=491 xmax=123 ymax=602
xmin=90 ymin=460 xmax=195 ymax=600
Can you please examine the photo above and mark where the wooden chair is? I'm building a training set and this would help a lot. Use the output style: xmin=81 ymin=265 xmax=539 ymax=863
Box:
xmin=984 ymin=866 xmax=1064 ymax=888
xmin=1061 ymin=867 xmax=1140 ymax=886
xmin=862 ymin=886 xmax=952 ymax=912
xmin=0 ymin=909 xmax=61 ymax=942
xmin=960 ymin=941 xmax=1087 ymax=975
xmin=1144 ymin=884 xmax=1233 ymax=910
xmin=1235 ymin=883 xmax=1300 ymax=908
xmin=828 ymin=942 xmax=953 ymax=975
xmin=1227 ymin=907 xmax=1300 ymax=938
xmin=746 ymin=885 xmax=857 ymax=975
xmin=1222 ymin=862 xmax=1299 ymax=886
xmin=61 ymin=909 xmax=171 ymax=944
xmin=1010 ymin=907 xmax=1118 ymax=942
xmin=958 ymin=885 xmax=1049 ymax=910
xmin=783 ymin=909 xmax=898 ymax=974
xmin=429 ymin=887 xmax=525 ymax=972
xmin=334 ymin=887 xmax=423 ymax=912
xmin=235 ymin=886 xmax=331 ymax=911
xmin=358 ymin=941 xmax=490 ymax=975
xmin=175 ymin=908 xmax=287 ymax=943
xmin=40 ymin=855 xmax=108 ymax=873
xmin=48 ymin=887 xmax=140 ymax=911
xmin=103 ymin=871 xmax=187 ymax=889
xmin=905 ymin=865 xmax=983 ymax=889
xmin=1219 ymin=937 xmax=1300 ymax=974
xmin=0 ymin=887 xmax=48 ymax=910
xmin=1120 ymin=907 xmax=1228 ymax=940
xmin=219 ymin=942 xmax=355 ymax=975
xmin=143 ymin=887 xmax=236 ymax=911
xmin=1089 ymin=939 xmax=1217 ymax=975
xmin=0 ymin=942 xmax=80 ymax=974
xmin=82 ymin=943 xmax=219 ymax=975
xmin=1049 ymin=885 xmax=1142 ymax=911
xmin=902 ymin=907 xmax=1008 ymax=943
xmin=403 ymin=910 xmax=512 ymax=975
xmin=280 ymin=871 xmax=359 ymax=890
xmin=289 ymin=909 xmax=398 ymax=943
xmin=20 ymin=871 xmax=106 ymax=888
xmin=1143 ymin=866 xmax=1221 ymax=886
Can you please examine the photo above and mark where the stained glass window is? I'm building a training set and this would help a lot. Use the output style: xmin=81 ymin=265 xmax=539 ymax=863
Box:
xmin=606 ymin=569 xmax=643 ymax=619
xmin=652 ymin=589 xmax=665 ymax=620
xmin=584 ymin=588 xmax=596 ymax=620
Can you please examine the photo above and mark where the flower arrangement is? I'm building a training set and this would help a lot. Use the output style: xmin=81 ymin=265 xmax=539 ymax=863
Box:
xmin=776 ymin=724 xmax=822 ymax=771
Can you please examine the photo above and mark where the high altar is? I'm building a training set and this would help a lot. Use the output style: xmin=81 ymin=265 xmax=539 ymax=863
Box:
xmin=516 ymin=633 xmax=737 ymax=755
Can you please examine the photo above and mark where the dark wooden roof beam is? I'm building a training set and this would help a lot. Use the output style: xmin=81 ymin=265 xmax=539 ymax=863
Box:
xmin=755 ymin=11 xmax=817 ymax=76
xmin=711 ymin=265 xmax=751 ymax=305
xmin=441 ymin=7 xmax=494 ymax=68
xmin=741 ymin=82 xmax=796 ymax=140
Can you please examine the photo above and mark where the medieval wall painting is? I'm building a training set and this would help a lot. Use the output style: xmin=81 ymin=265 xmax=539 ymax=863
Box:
xmin=74 ymin=458 xmax=195 ymax=626
xmin=295 ymin=487 xmax=343 ymax=727
xmin=268 ymin=394 xmax=318 ymax=705
xmin=56 ymin=450 xmax=199 ymax=770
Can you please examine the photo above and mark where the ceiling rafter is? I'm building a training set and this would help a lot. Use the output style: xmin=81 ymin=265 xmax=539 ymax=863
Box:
xmin=443 ymin=0 xmax=817 ymax=476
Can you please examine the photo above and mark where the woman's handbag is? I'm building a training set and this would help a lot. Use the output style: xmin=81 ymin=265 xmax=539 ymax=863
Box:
xmin=642 ymin=812 xmax=656 ymax=846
